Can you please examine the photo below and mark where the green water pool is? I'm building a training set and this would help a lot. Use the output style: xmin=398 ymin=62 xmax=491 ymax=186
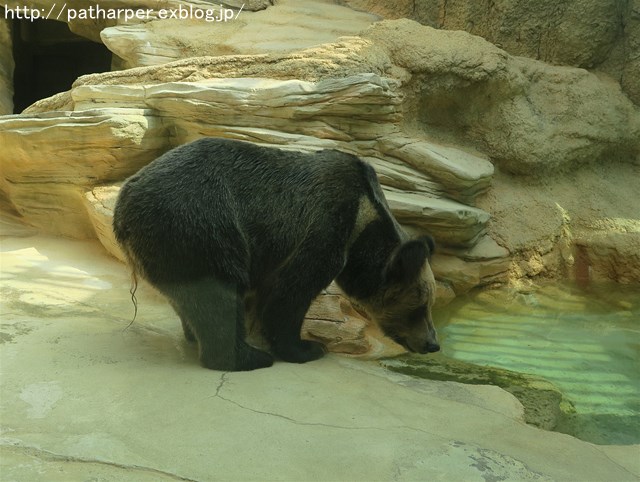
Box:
xmin=433 ymin=282 xmax=640 ymax=445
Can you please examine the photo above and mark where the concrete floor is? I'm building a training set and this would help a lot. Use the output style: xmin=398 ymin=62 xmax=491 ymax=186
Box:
xmin=1 ymin=234 xmax=639 ymax=481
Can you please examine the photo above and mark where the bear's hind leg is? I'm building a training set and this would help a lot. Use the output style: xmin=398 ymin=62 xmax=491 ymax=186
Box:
xmin=162 ymin=278 xmax=274 ymax=371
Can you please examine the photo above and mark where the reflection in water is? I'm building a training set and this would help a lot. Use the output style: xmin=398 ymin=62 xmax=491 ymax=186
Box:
xmin=434 ymin=282 xmax=640 ymax=445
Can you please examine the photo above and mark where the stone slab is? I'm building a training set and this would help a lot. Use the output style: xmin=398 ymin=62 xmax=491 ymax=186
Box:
xmin=384 ymin=190 xmax=490 ymax=248
xmin=1 ymin=235 xmax=638 ymax=482
xmin=378 ymin=136 xmax=495 ymax=203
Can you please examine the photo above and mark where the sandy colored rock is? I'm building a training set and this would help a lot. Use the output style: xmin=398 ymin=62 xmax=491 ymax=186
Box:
xmin=362 ymin=155 xmax=444 ymax=199
xmin=2 ymin=13 xmax=638 ymax=286
xmin=2 ymin=235 xmax=639 ymax=482
xmin=0 ymin=109 xmax=167 ymax=183
xmin=478 ymin=59 xmax=639 ymax=175
xmin=431 ymin=253 xmax=510 ymax=295
xmin=430 ymin=255 xmax=480 ymax=295
xmin=361 ymin=20 xmax=640 ymax=175
xmin=4 ymin=73 xmax=489 ymax=249
xmin=384 ymin=190 xmax=490 ymax=248
xmin=614 ymin=4 xmax=640 ymax=104
xmin=573 ymin=230 xmax=640 ymax=285
xmin=84 ymin=184 xmax=124 ymax=261
xmin=377 ymin=136 xmax=494 ymax=203
xmin=478 ymin=164 xmax=640 ymax=284
xmin=46 ymin=19 xmax=639 ymax=177
xmin=342 ymin=0 xmax=640 ymax=104
xmin=0 ymin=19 xmax=13 ymax=115
xmin=303 ymin=284 xmax=370 ymax=355
xmin=101 ymin=0 xmax=377 ymax=68
xmin=461 ymin=235 xmax=510 ymax=261
xmin=0 ymin=109 xmax=169 ymax=237
xmin=350 ymin=0 xmax=624 ymax=68
xmin=434 ymin=280 xmax=456 ymax=307
xmin=69 ymin=74 xmax=403 ymax=141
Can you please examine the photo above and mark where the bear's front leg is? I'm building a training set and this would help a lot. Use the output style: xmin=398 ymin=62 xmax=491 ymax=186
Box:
xmin=258 ymin=288 xmax=326 ymax=364
xmin=257 ymin=238 xmax=345 ymax=364
xmin=161 ymin=278 xmax=274 ymax=371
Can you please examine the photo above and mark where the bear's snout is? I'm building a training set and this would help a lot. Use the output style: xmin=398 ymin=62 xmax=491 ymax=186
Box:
xmin=401 ymin=333 xmax=440 ymax=354
xmin=407 ymin=338 xmax=440 ymax=354
xmin=420 ymin=341 xmax=440 ymax=354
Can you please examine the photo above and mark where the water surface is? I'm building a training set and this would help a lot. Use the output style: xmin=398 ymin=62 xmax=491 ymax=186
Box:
xmin=434 ymin=282 xmax=640 ymax=445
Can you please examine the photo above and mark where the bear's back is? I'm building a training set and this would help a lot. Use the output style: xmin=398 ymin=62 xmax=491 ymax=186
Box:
xmin=130 ymin=138 xmax=365 ymax=201
xmin=114 ymin=138 xmax=378 ymax=285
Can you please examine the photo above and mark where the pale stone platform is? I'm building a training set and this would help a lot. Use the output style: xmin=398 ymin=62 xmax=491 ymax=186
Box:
xmin=1 ymin=234 xmax=638 ymax=481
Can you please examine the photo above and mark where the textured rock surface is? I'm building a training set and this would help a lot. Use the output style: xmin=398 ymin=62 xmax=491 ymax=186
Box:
xmin=2 ymin=4 xmax=639 ymax=296
xmin=376 ymin=136 xmax=494 ymax=203
xmin=0 ymin=109 xmax=168 ymax=237
xmin=362 ymin=20 xmax=640 ymax=175
xmin=613 ymin=3 xmax=640 ymax=105
xmin=478 ymin=165 xmax=640 ymax=284
xmin=341 ymin=0 xmax=640 ymax=105
xmin=0 ymin=19 xmax=12 ymax=115
xmin=573 ymin=229 xmax=640 ymax=285
xmin=33 ymin=19 xmax=637 ymax=176
xmin=2 ymin=235 xmax=639 ymax=482
xmin=101 ymin=0 xmax=377 ymax=68
xmin=431 ymin=254 xmax=510 ymax=294
xmin=3 ymin=14 xmax=639 ymax=287
xmin=302 ymin=284 xmax=371 ymax=355
xmin=384 ymin=191 xmax=489 ymax=247
xmin=382 ymin=355 xmax=576 ymax=431
xmin=3 ymin=73 xmax=493 ymax=252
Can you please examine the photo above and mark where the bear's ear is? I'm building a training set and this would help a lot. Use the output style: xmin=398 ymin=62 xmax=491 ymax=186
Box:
xmin=385 ymin=238 xmax=430 ymax=285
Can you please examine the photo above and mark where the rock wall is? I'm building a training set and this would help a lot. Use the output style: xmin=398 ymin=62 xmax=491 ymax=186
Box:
xmin=99 ymin=0 xmax=376 ymax=68
xmin=1 ymin=72 xmax=503 ymax=277
xmin=2 ymin=14 xmax=639 ymax=287
xmin=0 ymin=19 xmax=13 ymax=115
xmin=362 ymin=20 xmax=640 ymax=176
xmin=341 ymin=0 xmax=640 ymax=105
xmin=1 ymin=2 xmax=639 ymax=354
xmin=0 ymin=19 xmax=16 ymax=222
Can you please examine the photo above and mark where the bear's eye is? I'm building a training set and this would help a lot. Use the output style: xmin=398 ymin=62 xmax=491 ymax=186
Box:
xmin=407 ymin=305 xmax=427 ymax=325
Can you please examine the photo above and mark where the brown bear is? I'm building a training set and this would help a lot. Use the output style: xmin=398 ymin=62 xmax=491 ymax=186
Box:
xmin=113 ymin=138 xmax=439 ymax=371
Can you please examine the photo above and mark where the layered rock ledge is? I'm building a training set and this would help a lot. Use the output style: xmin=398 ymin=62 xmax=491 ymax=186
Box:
xmin=2 ymin=14 xmax=639 ymax=358
xmin=1 ymin=70 xmax=499 ymax=279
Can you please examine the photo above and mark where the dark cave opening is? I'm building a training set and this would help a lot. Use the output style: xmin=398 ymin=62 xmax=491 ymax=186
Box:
xmin=11 ymin=18 xmax=112 ymax=113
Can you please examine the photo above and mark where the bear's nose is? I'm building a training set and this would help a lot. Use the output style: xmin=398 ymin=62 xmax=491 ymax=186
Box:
xmin=424 ymin=342 xmax=440 ymax=353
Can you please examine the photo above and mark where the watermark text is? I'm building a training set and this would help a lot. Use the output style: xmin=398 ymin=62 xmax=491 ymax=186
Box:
xmin=3 ymin=3 xmax=244 ymax=23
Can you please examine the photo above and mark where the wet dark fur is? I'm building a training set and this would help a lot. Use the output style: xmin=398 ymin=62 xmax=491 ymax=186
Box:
xmin=113 ymin=138 xmax=438 ymax=371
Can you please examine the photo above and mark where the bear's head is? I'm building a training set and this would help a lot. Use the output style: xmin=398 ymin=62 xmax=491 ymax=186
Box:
xmin=361 ymin=235 xmax=440 ymax=354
